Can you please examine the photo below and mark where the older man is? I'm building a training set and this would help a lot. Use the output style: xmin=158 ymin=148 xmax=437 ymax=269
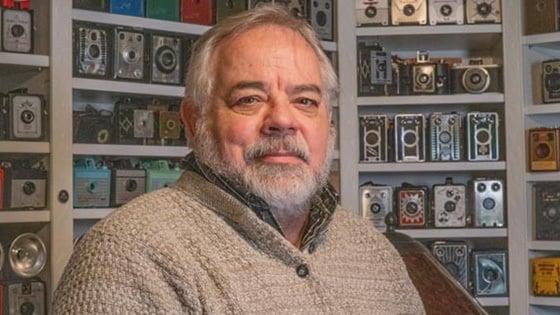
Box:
xmin=54 ymin=5 xmax=424 ymax=314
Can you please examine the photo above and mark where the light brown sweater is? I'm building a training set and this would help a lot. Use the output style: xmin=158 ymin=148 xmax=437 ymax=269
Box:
xmin=53 ymin=171 xmax=425 ymax=314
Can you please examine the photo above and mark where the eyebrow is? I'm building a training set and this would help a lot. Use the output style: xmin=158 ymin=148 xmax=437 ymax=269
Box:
xmin=227 ymin=81 xmax=269 ymax=95
xmin=288 ymin=84 xmax=322 ymax=95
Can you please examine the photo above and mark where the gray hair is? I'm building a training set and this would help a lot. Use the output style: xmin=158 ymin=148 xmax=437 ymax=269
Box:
xmin=183 ymin=4 xmax=339 ymax=119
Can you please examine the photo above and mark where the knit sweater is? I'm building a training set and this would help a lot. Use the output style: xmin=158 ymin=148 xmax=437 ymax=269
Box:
xmin=53 ymin=171 xmax=425 ymax=314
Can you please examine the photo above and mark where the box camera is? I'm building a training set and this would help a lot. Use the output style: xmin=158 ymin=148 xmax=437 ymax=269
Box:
xmin=114 ymin=28 xmax=146 ymax=81
xmin=151 ymin=34 xmax=182 ymax=85
xmin=0 ymin=164 xmax=5 ymax=209
xmin=359 ymin=115 xmax=389 ymax=163
xmin=110 ymin=160 xmax=146 ymax=207
xmin=412 ymin=51 xmax=437 ymax=94
xmin=114 ymin=98 xmax=153 ymax=144
xmin=73 ymin=0 xmax=109 ymax=11
xmin=2 ymin=161 xmax=47 ymax=210
xmin=470 ymin=178 xmax=505 ymax=227
xmin=433 ymin=177 xmax=467 ymax=228
xmin=109 ymin=0 xmax=145 ymax=16
xmin=215 ymin=0 xmax=247 ymax=22
xmin=542 ymin=59 xmax=560 ymax=103
xmin=144 ymin=160 xmax=183 ymax=192
xmin=432 ymin=241 xmax=470 ymax=289
xmin=430 ymin=112 xmax=461 ymax=161
xmin=451 ymin=58 xmax=502 ymax=94
xmin=5 ymin=280 xmax=46 ymax=315
xmin=396 ymin=183 xmax=429 ymax=228
xmin=309 ymin=0 xmax=334 ymax=41
xmin=356 ymin=0 xmax=389 ymax=26
xmin=395 ymin=113 xmax=425 ymax=162
xmin=534 ymin=182 xmax=560 ymax=240
xmin=1 ymin=8 xmax=33 ymax=53
xmin=467 ymin=111 xmax=499 ymax=161
xmin=357 ymin=41 xmax=389 ymax=96
xmin=429 ymin=0 xmax=464 ymax=25
xmin=145 ymin=0 xmax=180 ymax=21
xmin=181 ymin=0 xmax=214 ymax=25
xmin=532 ymin=257 xmax=560 ymax=296
xmin=474 ymin=251 xmax=508 ymax=297
xmin=389 ymin=56 xmax=413 ymax=96
xmin=528 ymin=128 xmax=560 ymax=172
xmin=524 ymin=0 xmax=560 ymax=35
xmin=73 ymin=158 xmax=111 ymax=208
xmin=360 ymin=183 xmax=393 ymax=231
xmin=73 ymin=22 xmax=111 ymax=79
xmin=2 ymin=91 xmax=48 ymax=141
xmin=391 ymin=0 xmax=427 ymax=25
xmin=466 ymin=0 xmax=501 ymax=24
xmin=73 ymin=105 xmax=114 ymax=144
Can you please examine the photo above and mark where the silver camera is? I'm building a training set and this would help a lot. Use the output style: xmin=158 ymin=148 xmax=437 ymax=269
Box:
xmin=6 ymin=281 xmax=46 ymax=315
xmin=151 ymin=34 xmax=182 ymax=85
xmin=7 ymin=93 xmax=46 ymax=140
xmin=429 ymin=0 xmax=464 ymax=25
xmin=2 ymin=9 xmax=33 ymax=53
xmin=356 ymin=0 xmax=389 ymax=26
xmin=133 ymin=109 xmax=155 ymax=140
xmin=467 ymin=112 xmax=499 ymax=161
xmin=395 ymin=113 xmax=425 ymax=163
xmin=75 ymin=23 xmax=109 ymax=78
xmin=114 ymin=29 xmax=146 ymax=81
xmin=310 ymin=0 xmax=334 ymax=41
xmin=466 ymin=0 xmax=501 ymax=24
xmin=412 ymin=51 xmax=438 ymax=94
xmin=371 ymin=47 xmax=392 ymax=85
xmin=474 ymin=251 xmax=508 ymax=297
xmin=360 ymin=115 xmax=389 ymax=163
xmin=391 ymin=0 xmax=427 ymax=25
xmin=471 ymin=178 xmax=505 ymax=227
xmin=433 ymin=177 xmax=467 ymax=228
xmin=4 ymin=162 xmax=48 ymax=210
xmin=430 ymin=112 xmax=461 ymax=161
xmin=111 ymin=162 xmax=146 ymax=207
xmin=432 ymin=241 xmax=470 ymax=289
xmin=360 ymin=183 xmax=393 ymax=231
xmin=451 ymin=58 xmax=502 ymax=94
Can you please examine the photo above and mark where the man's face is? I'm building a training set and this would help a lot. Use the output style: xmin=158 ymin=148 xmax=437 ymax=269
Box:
xmin=190 ymin=25 xmax=333 ymax=211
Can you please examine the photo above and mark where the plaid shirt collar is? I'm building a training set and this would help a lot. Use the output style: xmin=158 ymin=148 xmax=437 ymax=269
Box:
xmin=182 ymin=153 xmax=338 ymax=251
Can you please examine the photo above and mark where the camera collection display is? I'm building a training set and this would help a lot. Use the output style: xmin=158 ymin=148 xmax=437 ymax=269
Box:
xmin=358 ymin=45 xmax=502 ymax=97
xmin=533 ymin=181 xmax=560 ymax=241
xmin=540 ymin=59 xmax=560 ymax=104
xmin=0 ymin=232 xmax=47 ymax=315
xmin=360 ymin=177 xmax=505 ymax=231
xmin=527 ymin=127 xmax=560 ymax=172
xmin=524 ymin=0 xmax=560 ymax=35
xmin=359 ymin=111 xmax=501 ymax=163
xmin=0 ymin=1 xmax=34 ymax=54
xmin=532 ymin=256 xmax=560 ymax=297
xmin=73 ymin=0 xmax=335 ymax=41
xmin=0 ymin=158 xmax=47 ymax=211
xmin=73 ymin=157 xmax=183 ymax=208
xmin=355 ymin=0 xmax=502 ymax=26
xmin=0 ymin=89 xmax=49 ymax=142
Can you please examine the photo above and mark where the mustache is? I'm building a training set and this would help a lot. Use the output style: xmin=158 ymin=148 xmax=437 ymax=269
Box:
xmin=245 ymin=136 xmax=310 ymax=162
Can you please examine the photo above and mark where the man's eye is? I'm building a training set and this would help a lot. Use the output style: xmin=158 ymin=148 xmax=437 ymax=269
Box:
xmin=236 ymin=96 xmax=260 ymax=105
xmin=296 ymin=98 xmax=319 ymax=107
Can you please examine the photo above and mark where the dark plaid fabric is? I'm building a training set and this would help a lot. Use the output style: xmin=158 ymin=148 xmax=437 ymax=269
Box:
xmin=182 ymin=153 xmax=338 ymax=251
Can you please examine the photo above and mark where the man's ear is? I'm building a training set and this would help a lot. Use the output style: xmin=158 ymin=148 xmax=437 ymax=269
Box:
xmin=180 ymin=98 xmax=197 ymax=138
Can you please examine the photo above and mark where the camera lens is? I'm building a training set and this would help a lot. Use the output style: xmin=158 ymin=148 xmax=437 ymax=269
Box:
xmin=444 ymin=201 xmax=456 ymax=212
xmin=477 ymin=183 xmax=487 ymax=192
xmin=418 ymin=73 xmax=430 ymax=84
xmin=405 ymin=202 xmax=419 ymax=215
xmin=126 ymin=179 xmax=138 ymax=192
xmin=477 ymin=3 xmax=492 ymax=16
xmin=166 ymin=119 xmax=177 ymax=130
xmin=403 ymin=131 xmax=417 ymax=146
xmin=476 ymin=129 xmax=490 ymax=143
xmin=439 ymin=131 xmax=452 ymax=144
xmin=128 ymin=50 xmax=137 ymax=61
xmin=20 ymin=301 xmax=35 ymax=315
xmin=87 ymin=181 xmax=98 ymax=193
xmin=316 ymin=11 xmax=327 ymax=26
xmin=483 ymin=197 xmax=496 ymax=210
xmin=97 ymin=129 xmax=109 ymax=144
xmin=21 ymin=110 xmax=35 ymax=124
xmin=119 ymin=32 xmax=125 ymax=40
xmin=22 ymin=182 xmax=36 ymax=195
xmin=370 ymin=203 xmax=382 ymax=214
xmin=491 ymin=183 xmax=501 ymax=191
xmin=162 ymin=51 xmax=175 ymax=68
xmin=462 ymin=68 xmax=490 ymax=93
xmin=440 ymin=5 xmax=452 ymax=17
xmin=366 ymin=130 xmax=379 ymax=146
xmin=483 ymin=267 xmax=499 ymax=282
xmin=11 ymin=24 xmax=25 ymax=38
xmin=365 ymin=6 xmax=377 ymax=18
xmin=88 ymin=44 xmax=101 ymax=59
xmin=403 ymin=4 xmax=415 ymax=16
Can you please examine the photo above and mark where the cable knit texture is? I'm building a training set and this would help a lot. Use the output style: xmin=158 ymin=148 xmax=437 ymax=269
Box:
xmin=53 ymin=171 xmax=425 ymax=314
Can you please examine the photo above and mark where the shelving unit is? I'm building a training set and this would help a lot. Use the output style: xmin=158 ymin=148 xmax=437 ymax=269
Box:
xmin=478 ymin=297 xmax=510 ymax=307
xmin=0 ymin=141 xmax=50 ymax=153
xmin=529 ymin=297 xmax=560 ymax=307
xmin=357 ymin=93 xmax=505 ymax=106
xmin=73 ymin=208 xmax=115 ymax=220
xmin=529 ymin=241 xmax=560 ymax=251
xmin=525 ymin=104 xmax=560 ymax=115
xmin=396 ymin=228 xmax=508 ymax=239
xmin=0 ymin=52 xmax=49 ymax=69
xmin=358 ymin=162 xmax=506 ymax=173
xmin=72 ymin=78 xmax=185 ymax=97
xmin=73 ymin=144 xmax=190 ymax=157
xmin=0 ymin=211 xmax=51 ymax=223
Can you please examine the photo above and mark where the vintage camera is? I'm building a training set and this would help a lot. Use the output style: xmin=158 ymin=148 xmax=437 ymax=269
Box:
xmin=3 ymin=91 xmax=48 ymax=141
xmin=2 ymin=161 xmax=47 ymax=210
xmin=8 ymin=233 xmax=47 ymax=278
xmin=542 ymin=59 xmax=560 ymax=103
xmin=430 ymin=112 xmax=461 ymax=161
xmin=528 ymin=128 xmax=560 ymax=172
xmin=109 ymin=0 xmax=145 ymax=16
xmin=309 ymin=0 xmax=334 ymax=41
xmin=412 ymin=51 xmax=437 ymax=94
xmin=5 ymin=280 xmax=46 ymax=315
xmin=215 ymin=0 xmax=247 ymax=22
xmin=356 ymin=0 xmax=390 ymax=26
xmin=73 ymin=0 xmax=109 ymax=11
xmin=73 ymin=105 xmax=114 ymax=144
xmin=467 ymin=112 xmax=499 ymax=161
xmin=151 ymin=34 xmax=182 ymax=85
xmin=0 ymin=97 xmax=8 ymax=140
xmin=73 ymin=158 xmax=111 ymax=208
xmin=432 ymin=241 xmax=470 ymax=289
xmin=133 ymin=109 xmax=155 ymax=141
xmin=73 ymin=22 xmax=111 ymax=79
xmin=532 ymin=257 xmax=560 ymax=296
xmin=360 ymin=183 xmax=393 ymax=231
xmin=144 ymin=160 xmax=183 ymax=192
xmin=114 ymin=98 xmax=153 ymax=144
xmin=0 ymin=164 xmax=5 ymax=209
xmin=451 ymin=58 xmax=501 ymax=94
xmin=157 ymin=110 xmax=183 ymax=144
xmin=389 ymin=56 xmax=413 ymax=96
xmin=396 ymin=183 xmax=429 ymax=228
xmin=2 ymin=8 xmax=33 ymax=53
xmin=433 ymin=177 xmax=467 ymax=228
xmin=145 ymin=0 xmax=180 ymax=21
xmin=357 ymin=41 xmax=391 ymax=96
xmin=470 ymin=178 xmax=505 ymax=227
xmin=391 ymin=0 xmax=427 ymax=25
xmin=110 ymin=160 xmax=146 ymax=207
xmin=181 ymin=0 xmax=214 ymax=25
xmin=473 ymin=251 xmax=508 ymax=297
xmin=466 ymin=0 xmax=501 ymax=24
xmin=395 ymin=113 xmax=425 ymax=163
xmin=371 ymin=46 xmax=392 ymax=86
xmin=525 ymin=0 xmax=560 ymax=35
xmin=429 ymin=0 xmax=464 ymax=25
xmin=534 ymin=182 xmax=560 ymax=240
xmin=114 ymin=28 xmax=146 ymax=81
xmin=359 ymin=115 xmax=389 ymax=163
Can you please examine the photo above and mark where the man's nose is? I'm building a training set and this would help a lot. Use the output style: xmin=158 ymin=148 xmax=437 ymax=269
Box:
xmin=261 ymin=99 xmax=297 ymax=137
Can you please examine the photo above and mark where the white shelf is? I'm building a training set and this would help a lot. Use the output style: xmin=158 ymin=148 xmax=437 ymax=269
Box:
xmin=477 ymin=297 xmax=509 ymax=307
xmin=523 ymin=32 xmax=560 ymax=47
xmin=320 ymin=41 xmax=337 ymax=52
xmin=529 ymin=296 xmax=560 ymax=307
xmin=357 ymin=93 xmax=504 ymax=106
xmin=0 ymin=52 xmax=49 ymax=69
xmin=356 ymin=24 xmax=502 ymax=37
xmin=72 ymin=78 xmax=184 ymax=97
xmin=526 ymin=172 xmax=560 ymax=182
xmin=358 ymin=161 xmax=506 ymax=173
xmin=529 ymin=241 xmax=560 ymax=251
xmin=0 ymin=141 xmax=50 ymax=154
xmin=0 ymin=210 xmax=50 ymax=223
xmin=396 ymin=228 xmax=507 ymax=239
xmin=525 ymin=104 xmax=560 ymax=115
xmin=72 ymin=9 xmax=210 ymax=35
xmin=73 ymin=144 xmax=190 ymax=157
xmin=74 ymin=208 xmax=115 ymax=220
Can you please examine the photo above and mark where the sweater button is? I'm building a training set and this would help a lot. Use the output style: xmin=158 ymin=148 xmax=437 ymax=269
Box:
xmin=296 ymin=264 xmax=309 ymax=278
